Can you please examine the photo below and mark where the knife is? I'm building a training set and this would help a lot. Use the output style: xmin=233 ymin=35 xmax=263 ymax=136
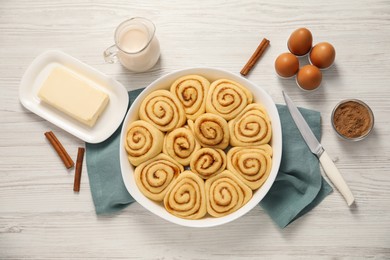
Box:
xmin=282 ymin=91 xmax=355 ymax=206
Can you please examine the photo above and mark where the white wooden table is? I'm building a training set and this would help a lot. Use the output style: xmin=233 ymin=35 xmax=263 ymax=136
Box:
xmin=1 ymin=1 xmax=389 ymax=259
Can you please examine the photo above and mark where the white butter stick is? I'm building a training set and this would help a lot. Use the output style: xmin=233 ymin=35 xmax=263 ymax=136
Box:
xmin=38 ymin=67 xmax=109 ymax=127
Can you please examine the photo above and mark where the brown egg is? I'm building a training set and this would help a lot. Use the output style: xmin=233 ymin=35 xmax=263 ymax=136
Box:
xmin=274 ymin=53 xmax=299 ymax=78
xmin=287 ymin=28 xmax=313 ymax=56
xmin=310 ymin=42 xmax=336 ymax=69
xmin=296 ymin=65 xmax=322 ymax=90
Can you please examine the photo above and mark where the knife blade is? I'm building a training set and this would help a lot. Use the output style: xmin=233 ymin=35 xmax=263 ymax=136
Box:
xmin=282 ymin=91 xmax=355 ymax=206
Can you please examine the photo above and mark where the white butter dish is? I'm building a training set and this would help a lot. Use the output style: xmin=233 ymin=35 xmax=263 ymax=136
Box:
xmin=19 ymin=50 xmax=129 ymax=143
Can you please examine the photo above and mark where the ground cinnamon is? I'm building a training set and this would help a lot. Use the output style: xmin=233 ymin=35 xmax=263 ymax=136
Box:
xmin=333 ymin=100 xmax=373 ymax=139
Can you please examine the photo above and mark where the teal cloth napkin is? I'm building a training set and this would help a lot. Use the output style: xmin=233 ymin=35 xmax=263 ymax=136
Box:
xmin=259 ymin=105 xmax=332 ymax=228
xmin=86 ymin=89 xmax=332 ymax=227
xmin=85 ymin=89 xmax=142 ymax=214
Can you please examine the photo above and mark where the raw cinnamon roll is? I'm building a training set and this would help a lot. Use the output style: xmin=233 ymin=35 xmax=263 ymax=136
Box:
xmin=187 ymin=119 xmax=195 ymax=133
xmin=190 ymin=148 xmax=227 ymax=179
xmin=226 ymin=145 xmax=272 ymax=190
xmin=193 ymin=113 xmax=229 ymax=149
xmin=205 ymin=170 xmax=252 ymax=217
xmin=228 ymin=103 xmax=272 ymax=146
xmin=170 ymin=75 xmax=210 ymax=120
xmin=163 ymin=127 xmax=200 ymax=166
xmin=139 ymin=89 xmax=186 ymax=132
xmin=255 ymin=143 xmax=273 ymax=157
xmin=164 ymin=171 xmax=207 ymax=220
xmin=135 ymin=154 xmax=184 ymax=201
xmin=206 ymin=79 xmax=253 ymax=121
xmin=125 ymin=120 xmax=164 ymax=166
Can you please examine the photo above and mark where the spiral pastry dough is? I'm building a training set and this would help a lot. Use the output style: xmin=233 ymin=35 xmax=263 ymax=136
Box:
xmin=125 ymin=120 xmax=164 ymax=166
xmin=205 ymin=170 xmax=252 ymax=217
xmin=227 ymin=146 xmax=272 ymax=190
xmin=163 ymin=127 xmax=201 ymax=166
xmin=139 ymin=90 xmax=186 ymax=132
xmin=206 ymin=79 xmax=253 ymax=121
xmin=190 ymin=148 xmax=227 ymax=179
xmin=193 ymin=113 xmax=230 ymax=149
xmin=170 ymin=75 xmax=210 ymax=121
xmin=257 ymin=143 xmax=273 ymax=157
xmin=135 ymin=154 xmax=184 ymax=201
xmin=164 ymin=171 xmax=207 ymax=220
xmin=228 ymin=103 xmax=272 ymax=146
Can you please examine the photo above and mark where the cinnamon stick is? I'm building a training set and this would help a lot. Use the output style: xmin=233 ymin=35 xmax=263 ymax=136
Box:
xmin=44 ymin=131 xmax=74 ymax=169
xmin=240 ymin=38 xmax=270 ymax=76
xmin=73 ymin=147 xmax=85 ymax=192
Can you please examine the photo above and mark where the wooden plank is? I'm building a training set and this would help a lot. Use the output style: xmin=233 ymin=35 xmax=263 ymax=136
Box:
xmin=1 ymin=0 xmax=390 ymax=259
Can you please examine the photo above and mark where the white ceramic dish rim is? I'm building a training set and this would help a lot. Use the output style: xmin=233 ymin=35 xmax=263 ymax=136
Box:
xmin=119 ymin=67 xmax=282 ymax=227
xmin=19 ymin=50 xmax=129 ymax=143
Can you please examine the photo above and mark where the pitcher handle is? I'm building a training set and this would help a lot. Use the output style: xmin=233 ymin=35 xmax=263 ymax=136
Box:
xmin=103 ymin=44 xmax=119 ymax=63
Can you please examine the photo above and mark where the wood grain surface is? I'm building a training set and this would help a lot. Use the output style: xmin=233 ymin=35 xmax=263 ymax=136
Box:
xmin=1 ymin=0 xmax=390 ymax=259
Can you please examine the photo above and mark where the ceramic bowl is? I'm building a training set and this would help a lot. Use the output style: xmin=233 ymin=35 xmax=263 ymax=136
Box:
xmin=119 ymin=68 xmax=282 ymax=227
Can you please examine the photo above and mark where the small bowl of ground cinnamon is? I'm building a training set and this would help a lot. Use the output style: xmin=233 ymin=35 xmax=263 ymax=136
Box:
xmin=332 ymin=99 xmax=374 ymax=141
